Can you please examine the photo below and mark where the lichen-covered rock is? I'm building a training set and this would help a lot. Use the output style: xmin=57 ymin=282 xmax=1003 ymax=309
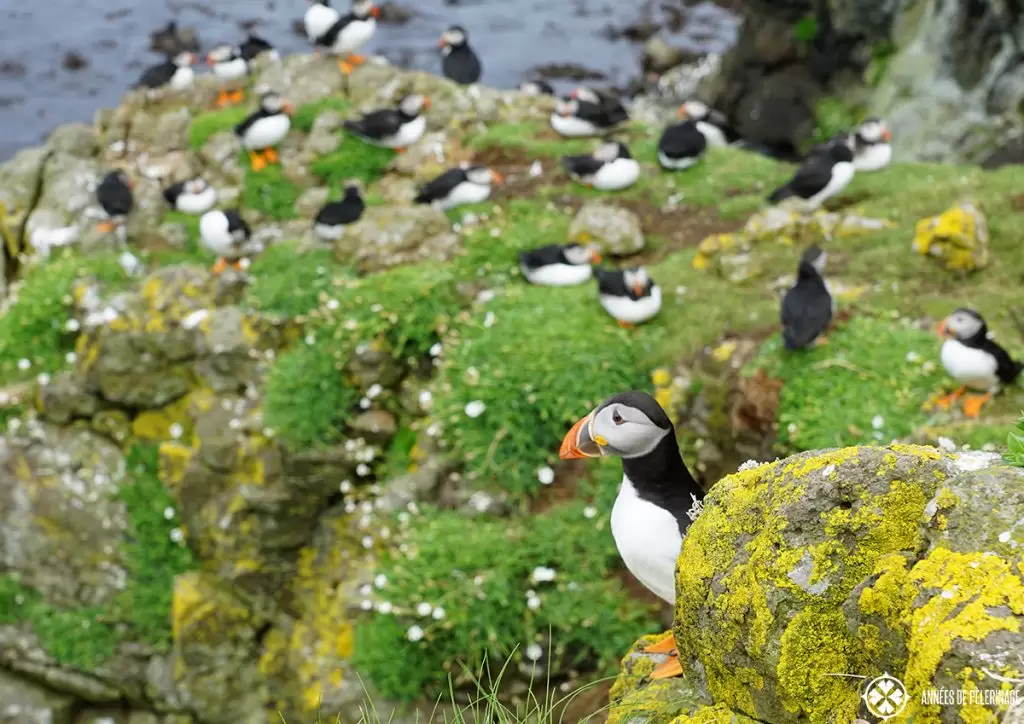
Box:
xmin=304 ymin=111 xmax=345 ymax=157
xmin=0 ymin=669 xmax=75 ymax=724
xmin=610 ymin=445 xmax=1024 ymax=723
xmin=568 ymin=202 xmax=645 ymax=256
xmin=332 ymin=205 xmax=461 ymax=273
xmin=912 ymin=202 xmax=990 ymax=271
xmin=36 ymin=371 xmax=104 ymax=424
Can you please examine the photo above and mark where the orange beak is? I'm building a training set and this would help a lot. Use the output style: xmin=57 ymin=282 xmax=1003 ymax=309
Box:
xmin=282 ymin=101 xmax=295 ymax=115
xmin=422 ymin=96 xmax=432 ymax=109
xmin=371 ymin=5 xmax=380 ymax=16
xmin=632 ymin=282 xmax=645 ymax=297
xmin=205 ymin=54 xmax=215 ymax=66
xmin=677 ymin=106 xmax=689 ymax=119
xmin=490 ymin=169 xmax=504 ymax=184
xmin=127 ymin=178 xmax=136 ymax=189
xmin=439 ymin=37 xmax=447 ymax=48
xmin=559 ymin=410 xmax=603 ymax=459
xmin=590 ymin=249 xmax=602 ymax=264
xmin=936 ymin=320 xmax=949 ymax=338
xmin=882 ymin=128 xmax=893 ymax=142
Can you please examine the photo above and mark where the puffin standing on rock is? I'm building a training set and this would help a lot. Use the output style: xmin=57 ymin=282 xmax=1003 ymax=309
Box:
xmin=235 ymin=91 xmax=294 ymax=171
xmin=314 ymin=185 xmax=366 ymax=241
xmin=560 ymin=390 xmax=705 ymax=679
xmin=439 ymin=26 xmax=482 ymax=85
xmin=315 ymin=0 xmax=380 ymax=74
xmin=780 ymin=245 xmax=834 ymax=350
xmin=135 ymin=51 xmax=196 ymax=91
xmin=343 ymin=94 xmax=431 ymax=151
xmin=934 ymin=308 xmax=1023 ymax=418
xmin=676 ymin=100 xmax=739 ymax=147
xmin=562 ymin=141 xmax=640 ymax=191
xmin=768 ymin=143 xmax=855 ymax=211
xmin=414 ymin=166 xmax=503 ymax=210
xmin=95 ymin=170 xmax=134 ymax=233
xmin=206 ymin=45 xmax=249 ymax=107
xmin=519 ymin=243 xmax=601 ymax=286
xmin=240 ymin=33 xmax=278 ymax=63
xmin=200 ymin=209 xmax=254 ymax=274
xmin=163 ymin=178 xmax=217 ymax=215
xmin=595 ymin=267 xmax=661 ymax=328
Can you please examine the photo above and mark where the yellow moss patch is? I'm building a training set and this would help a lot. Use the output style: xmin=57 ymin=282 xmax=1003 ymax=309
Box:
xmin=670 ymin=704 xmax=760 ymax=723
xmin=132 ymin=394 xmax=193 ymax=442
xmin=159 ymin=442 xmax=195 ymax=488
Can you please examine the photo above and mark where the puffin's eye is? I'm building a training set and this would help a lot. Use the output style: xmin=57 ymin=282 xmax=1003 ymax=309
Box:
xmin=612 ymin=410 xmax=624 ymax=425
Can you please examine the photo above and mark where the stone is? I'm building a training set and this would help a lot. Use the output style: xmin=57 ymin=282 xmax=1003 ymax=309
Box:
xmin=333 ymin=205 xmax=461 ymax=273
xmin=912 ymin=202 xmax=990 ymax=271
xmin=304 ymin=111 xmax=345 ymax=157
xmin=348 ymin=410 xmax=398 ymax=442
xmin=642 ymin=38 xmax=690 ymax=75
xmin=0 ymin=669 xmax=75 ymax=724
xmin=295 ymin=186 xmax=331 ymax=219
xmin=198 ymin=132 xmax=244 ymax=185
xmin=37 ymin=371 xmax=104 ymax=424
xmin=568 ymin=201 xmax=645 ymax=255
xmin=253 ymin=54 xmax=347 ymax=108
xmin=609 ymin=446 xmax=1024 ymax=723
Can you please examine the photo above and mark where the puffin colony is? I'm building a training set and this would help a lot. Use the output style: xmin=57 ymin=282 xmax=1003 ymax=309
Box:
xmin=95 ymin=0 xmax=1017 ymax=681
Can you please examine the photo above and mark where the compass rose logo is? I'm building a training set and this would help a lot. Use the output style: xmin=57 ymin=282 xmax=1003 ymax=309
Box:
xmin=863 ymin=672 xmax=909 ymax=719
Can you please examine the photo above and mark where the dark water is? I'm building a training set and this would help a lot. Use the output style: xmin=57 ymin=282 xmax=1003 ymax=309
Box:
xmin=0 ymin=0 xmax=739 ymax=161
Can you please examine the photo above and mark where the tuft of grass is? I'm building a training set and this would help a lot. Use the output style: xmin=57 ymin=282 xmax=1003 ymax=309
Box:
xmin=311 ymin=135 xmax=396 ymax=186
xmin=746 ymin=315 xmax=948 ymax=453
xmin=245 ymin=241 xmax=352 ymax=317
xmin=1006 ymin=415 xmax=1024 ymax=467
xmin=243 ymin=165 xmax=300 ymax=220
xmin=812 ymin=98 xmax=866 ymax=146
xmin=431 ymin=283 xmax=647 ymax=499
xmin=352 ymin=467 xmax=653 ymax=702
xmin=292 ymin=97 xmax=352 ymax=133
xmin=187 ymin=106 xmax=250 ymax=150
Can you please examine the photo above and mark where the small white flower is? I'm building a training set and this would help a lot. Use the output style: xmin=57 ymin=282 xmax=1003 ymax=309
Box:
xmin=398 ymin=511 xmax=411 ymax=525
xmin=476 ymin=289 xmax=496 ymax=304
xmin=998 ymin=531 xmax=1012 ymax=543
xmin=429 ymin=343 xmax=443 ymax=357
xmin=65 ymin=352 xmax=78 ymax=364
xmin=418 ymin=390 xmax=433 ymax=408
xmin=464 ymin=400 xmax=486 ymax=418
xmin=871 ymin=415 xmax=885 ymax=430
xmin=326 ymin=298 xmax=340 ymax=311
xmin=583 ymin=506 xmax=597 ymax=519
xmin=937 ymin=436 xmax=956 ymax=452
xmin=360 ymin=583 xmax=373 ymax=596
xmin=537 ymin=466 xmax=555 ymax=485
xmin=371 ymin=304 xmax=384 ymax=313
xmin=407 ymin=624 xmax=425 ymax=642
xmin=489 ymin=228 xmax=501 ymax=238
xmin=905 ymin=351 xmax=921 ymax=363
xmin=922 ymin=360 xmax=937 ymax=373
xmin=65 ymin=318 xmax=81 ymax=332
xmin=367 ymin=383 xmax=383 ymax=399
xmin=473 ymin=575 xmax=484 ymax=586
xmin=340 ymin=480 xmax=353 ymax=494
xmin=531 ymin=566 xmax=556 ymax=583
xmin=362 ymin=535 xmax=374 ymax=549
xmin=483 ymin=311 xmax=496 ymax=328
xmin=361 ymin=599 xmax=373 ymax=610
xmin=407 ymin=501 xmax=420 ymax=515
xmin=36 ymin=372 xmax=51 ymax=386
xmin=344 ymin=501 xmax=357 ymax=513
xmin=376 ymin=601 xmax=393 ymax=614
xmin=169 ymin=423 xmax=184 ymax=439
xmin=525 ymin=643 xmax=543 ymax=661
xmin=529 ymin=160 xmax=543 ymax=177
xmin=356 ymin=463 xmax=371 ymax=477
xmin=359 ymin=397 xmax=371 ymax=409
xmin=169 ymin=528 xmax=184 ymax=543
xmin=17 ymin=359 xmax=31 ymax=371
xmin=416 ymin=602 xmax=433 ymax=616
xmin=527 ymin=595 xmax=541 ymax=610
xmin=675 ymin=286 xmax=687 ymax=296
xmin=119 ymin=251 xmax=142 ymax=276
xmin=163 ymin=506 xmax=175 ymax=520
xmin=305 ymin=334 xmax=316 ymax=345
xmin=737 ymin=459 xmax=762 ymax=472
xmin=375 ymin=573 xmax=388 ymax=588
xmin=432 ymin=607 xmax=446 ymax=620
xmin=786 ymin=422 xmax=798 ymax=434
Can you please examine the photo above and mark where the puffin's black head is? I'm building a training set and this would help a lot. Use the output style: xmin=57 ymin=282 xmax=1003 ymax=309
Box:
xmin=562 ymin=243 xmax=601 ymax=266
xmin=560 ymin=390 xmax=673 ymax=460
xmin=352 ymin=0 xmax=380 ymax=19
xmin=343 ymin=184 xmax=362 ymax=199
xmin=938 ymin=308 xmax=986 ymax=341
xmin=440 ymin=26 xmax=468 ymax=49
xmin=259 ymin=91 xmax=294 ymax=115
xmin=857 ymin=118 xmax=892 ymax=144
xmin=799 ymin=245 xmax=827 ymax=276
xmin=106 ymin=169 xmax=133 ymax=188
xmin=827 ymin=142 xmax=855 ymax=164
xmin=206 ymin=44 xmax=237 ymax=65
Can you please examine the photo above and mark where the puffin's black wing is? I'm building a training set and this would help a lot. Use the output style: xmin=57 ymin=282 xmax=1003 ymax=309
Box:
xmin=780 ymin=277 xmax=833 ymax=349
xmin=572 ymin=100 xmax=612 ymax=128
xmin=136 ymin=61 xmax=175 ymax=89
xmin=224 ymin=210 xmax=251 ymax=242
xmin=343 ymin=109 xmax=404 ymax=140
xmin=562 ymin=154 xmax=605 ymax=178
xmin=98 ymin=173 xmax=134 ymax=216
xmin=240 ymin=34 xmax=274 ymax=61
xmin=317 ymin=13 xmax=357 ymax=47
xmin=519 ymin=244 xmax=568 ymax=269
xmin=707 ymin=110 xmax=740 ymax=143
xmin=978 ymin=338 xmax=1024 ymax=384
xmin=769 ymin=156 xmax=832 ymax=203
xmin=316 ymin=197 xmax=365 ymax=226
xmin=594 ymin=268 xmax=630 ymax=297
xmin=163 ymin=181 xmax=186 ymax=206
xmin=442 ymin=47 xmax=482 ymax=84
xmin=599 ymin=97 xmax=629 ymax=126
xmin=414 ymin=169 xmax=468 ymax=204
xmin=659 ymin=121 xmax=706 ymax=159
xmin=234 ymin=109 xmax=267 ymax=138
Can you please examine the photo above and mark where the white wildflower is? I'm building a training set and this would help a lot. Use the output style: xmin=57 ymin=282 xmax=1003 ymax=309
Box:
xmin=416 ymin=602 xmax=433 ymax=617
xmin=65 ymin=318 xmax=81 ymax=332
xmin=407 ymin=625 xmax=425 ymax=642
xmin=367 ymin=383 xmax=383 ymax=399
xmin=905 ymin=351 xmax=921 ymax=363
xmin=583 ymin=506 xmax=597 ymax=519
xmin=359 ymin=397 xmax=371 ymax=409
xmin=483 ymin=311 xmax=496 ymax=328
xmin=473 ymin=575 xmax=484 ymax=586
xmin=362 ymin=535 xmax=373 ymax=549
xmin=525 ymin=643 xmax=543 ymax=661
xmin=871 ymin=415 xmax=885 ymax=430
xmin=360 ymin=599 xmax=373 ymax=610
xmin=476 ymin=289 xmax=496 ymax=304
xmin=529 ymin=160 xmax=543 ymax=177
xmin=356 ymin=463 xmax=371 ymax=477
xmin=65 ymin=352 xmax=78 ymax=364
xmin=998 ymin=531 xmax=1012 ymax=543
xmin=531 ymin=566 xmax=556 ymax=583
xmin=430 ymin=342 xmax=443 ymax=357
xmin=375 ymin=573 xmax=388 ymax=588
xmin=464 ymin=400 xmax=486 ymax=418
xmin=376 ymin=601 xmax=393 ymax=614
xmin=169 ymin=528 xmax=184 ymax=543
xmin=163 ymin=506 xmax=175 ymax=520
xmin=17 ymin=359 xmax=31 ymax=371
xmin=340 ymin=480 xmax=353 ymax=494
xmin=737 ymin=459 xmax=762 ymax=472
xmin=180 ymin=309 xmax=209 ymax=329
xmin=527 ymin=595 xmax=541 ymax=611
xmin=936 ymin=436 xmax=956 ymax=452
xmin=786 ymin=422 xmax=798 ymax=434
xmin=432 ymin=607 xmax=446 ymax=620
xmin=36 ymin=372 xmax=51 ymax=386
xmin=305 ymin=334 xmax=316 ymax=345
xmin=344 ymin=501 xmax=357 ymax=513
xmin=418 ymin=390 xmax=433 ymax=408
xmin=119 ymin=251 xmax=142 ymax=276
xmin=326 ymin=298 xmax=340 ymax=311
xmin=537 ymin=466 xmax=555 ymax=485
xmin=169 ymin=423 xmax=184 ymax=439
xmin=360 ymin=584 xmax=373 ymax=596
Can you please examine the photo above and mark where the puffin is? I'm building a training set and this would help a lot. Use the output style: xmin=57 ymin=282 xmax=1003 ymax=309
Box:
xmin=163 ymin=178 xmax=217 ymax=215
xmin=519 ymin=79 xmax=554 ymax=96
xmin=343 ymin=94 xmax=431 ymax=151
xmin=199 ymin=209 xmax=254 ymax=274
xmin=413 ymin=166 xmax=503 ymax=210
xmin=657 ymin=119 xmax=707 ymax=170
xmin=562 ymin=141 xmax=640 ymax=191
xmin=134 ymin=51 xmax=196 ymax=91
xmin=206 ymin=44 xmax=249 ymax=107
xmin=304 ymin=0 xmax=341 ymax=44
xmin=571 ymin=86 xmax=629 ymax=127
xmin=235 ymin=91 xmax=294 ymax=171
xmin=935 ymin=308 xmax=1023 ymax=418
xmin=594 ymin=267 xmax=661 ymax=328
xmin=767 ymin=142 xmax=855 ymax=211
xmin=780 ymin=245 xmax=834 ymax=350
xmin=677 ymin=99 xmax=740 ymax=147
xmin=827 ymin=118 xmax=893 ymax=172
xmin=95 ymin=170 xmax=134 ymax=233
xmin=315 ymin=0 xmax=380 ymax=74
xmin=314 ymin=185 xmax=366 ymax=241
xmin=439 ymin=26 xmax=482 ymax=85
xmin=559 ymin=389 xmax=705 ymax=680
xmin=518 ymin=243 xmax=601 ymax=286
xmin=240 ymin=33 xmax=278 ymax=62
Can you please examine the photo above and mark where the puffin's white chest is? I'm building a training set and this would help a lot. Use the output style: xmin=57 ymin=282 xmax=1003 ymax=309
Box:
xmin=854 ymin=143 xmax=892 ymax=172
xmin=551 ymin=113 xmax=598 ymax=137
xmin=600 ymin=285 xmax=662 ymax=324
xmin=305 ymin=4 xmax=340 ymax=41
xmin=242 ymin=115 xmax=291 ymax=149
xmin=176 ymin=186 xmax=217 ymax=215
xmin=658 ymin=151 xmax=700 ymax=170
xmin=941 ymin=339 xmax=999 ymax=390
xmin=522 ymin=262 xmax=593 ymax=286
xmin=332 ymin=19 xmax=376 ymax=53
xmin=374 ymin=115 xmax=426 ymax=147
xmin=695 ymin=121 xmax=728 ymax=147
xmin=806 ymin=161 xmax=854 ymax=209
xmin=200 ymin=212 xmax=235 ymax=256
xmin=590 ymin=158 xmax=640 ymax=191
xmin=437 ymin=181 xmax=491 ymax=210
xmin=213 ymin=58 xmax=248 ymax=81
xmin=169 ymin=66 xmax=195 ymax=90
xmin=610 ymin=476 xmax=681 ymax=605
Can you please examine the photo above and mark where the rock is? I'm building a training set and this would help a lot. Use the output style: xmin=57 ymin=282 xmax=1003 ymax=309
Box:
xmin=386 ymin=132 xmax=469 ymax=180
xmin=642 ymin=38 xmax=691 ymax=76
xmin=609 ymin=445 xmax=1024 ymax=723
xmin=376 ymin=175 xmax=418 ymax=205
xmin=333 ymin=205 xmax=461 ymax=273
xmin=253 ymin=54 xmax=346 ymax=108
xmin=295 ymin=187 xmax=331 ymax=219
xmin=348 ymin=410 xmax=398 ymax=442
xmin=568 ymin=202 xmax=645 ymax=255
xmin=304 ymin=111 xmax=345 ymax=157
xmin=47 ymin=124 xmax=99 ymax=158
xmin=0 ymin=669 xmax=75 ymax=724
xmin=198 ymin=132 xmax=244 ymax=185
xmin=912 ymin=202 xmax=990 ymax=271
xmin=37 ymin=371 xmax=104 ymax=424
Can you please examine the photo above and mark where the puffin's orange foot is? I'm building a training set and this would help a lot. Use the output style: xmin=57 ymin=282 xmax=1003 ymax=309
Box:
xmin=814 ymin=334 xmax=830 ymax=346
xmin=263 ymin=147 xmax=280 ymax=164
xmin=650 ymin=654 xmax=683 ymax=680
xmin=249 ymin=150 xmax=268 ymax=172
xmin=346 ymin=54 xmax=367 ymax=66
xmin=935 ymin=386 xmax=968 ymax=410
xmin=212 ymin=258 xmax=229 ymax=275
xmin=230 ymin=259 xmax=245 ymax=271
xmin=394 ymin=147 xmax=406 ymax=154
xmin=617 ymin=320 xmax=635 ymax=329
xmin=96 ymin=221 xmax=117 ymax=233
xmin=962 ymin=393 xmax=992 ymax=419
xmin=215 ymin=89 xmax=232 ymax=108
xmin=641 ymin=631 xmax=677 ymax=655
xmin=339 ymin=58 xmax=354 ymax=74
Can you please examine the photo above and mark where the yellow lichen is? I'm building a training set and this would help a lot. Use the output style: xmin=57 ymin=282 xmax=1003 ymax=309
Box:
xmin=132 ymin=394 xmax=193 ymax=442
xmin=159 ymin=442 xmax=194 ymax=488
xmin=670 ymin=704 xmax=759 ymax=723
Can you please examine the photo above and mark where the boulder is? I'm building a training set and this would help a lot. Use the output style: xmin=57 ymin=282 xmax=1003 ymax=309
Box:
xmin=0 ymin=669 xmax=75 ymax=724
xmin=608 ymin=445 xmax=1024 ymax=723
xmin=912 ymin=202 xmax=990 ymax=271
xmin=332 ymin=205 xmax=460 ymax=273
xmin=568 ymin=202 xmax=645 ymax=256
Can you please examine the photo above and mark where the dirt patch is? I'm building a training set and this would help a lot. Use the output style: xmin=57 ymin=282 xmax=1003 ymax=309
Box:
xmin=1011 ymin=193 xmax=1024 ymax=212
xmin=529 ymin=458 xmax=589 ymax=515
xmin=469 ymin=144 xmax=547 ymax=202
xmin=824 ymin=190 xmax=874 ymax=211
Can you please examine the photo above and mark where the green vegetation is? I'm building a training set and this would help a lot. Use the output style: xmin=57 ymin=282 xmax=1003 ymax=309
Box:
xmin=292 ymin=97 xmax=352 ymax=133
xmin=1006 ymin=415 xmax=1024 ymax=466
xmin=0 ymin=444 xmax=196 ymax=668
xmin=187 ymin=106 xmax=250 ymax=150
xmin=243 ymin=165 xmax=301 ymax=220
xmin=792 ymin=13 xmax=818 ymax=42
xmin=353 ymin=462 xmax=652 ymax=701
xmin=812 ymin=98 xmax=866 ymax=146
xmin=246 ymin=241 xmax=351 ymax=317
xmin=311 ymin=135 xmax=396 ymax=187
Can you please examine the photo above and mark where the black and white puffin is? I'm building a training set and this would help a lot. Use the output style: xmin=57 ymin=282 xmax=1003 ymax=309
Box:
xmin=206 ymin=44 xmax=249 ymax=107
xmin=657 ymin=119 xmax=707 ymax=170
xmin=780 ymin=245 xmax=834 ymax=350
xmin=767 ymin=142 xmax=855 ymax=211
xmin=824 ymin=118 xmax=893 ymax=172
xmin=559 ymin=390 xmax=705 ymax=679
xmin=572 ymin=86 xmax=629 ymax=127
xmin=413 ymin=166 xmax=503 ymax=210
xmin=935 ymin=308 xmax=1023 ymax=418
xmin=439 ymin=26 xmax=482 ymax=85
xmin=519 ymin=243 xmax=601 ymax=286
xmin=594 ymin=267 xmax=661 ymax=328
xmin=163 ymin=178 xmax=217 ymax=215
xmin=677 ymin=99 xmax=740 ymax=147
xmin=95 ymin=170 xmax=134 ymax=233
xmin=235 ymin=91 xmax=294 ymax=171
xmin=134 ymin=51 xmax=196 ymax=91
xmin=562 ymin=141 xmax=640 ymax=191
xmin=199 ymin=209 xmax=254 ymax=274
xmin=304 ymin=0 xmax=340 ymax=44
xmin=315 ymin=0 xmax=380 ymax=74
xmin=240 ymin=33 xmax=278 ymax=63
xmin=314 ymin=185 xmax=366 ymax=241
xmin=519 ymin=79 xmax=554 ymax=96
xmin=343 ymin=94 xmax=430 ymax=151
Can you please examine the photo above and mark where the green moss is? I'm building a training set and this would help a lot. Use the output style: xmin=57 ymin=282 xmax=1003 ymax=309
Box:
xmin=746 ymin=316 xmax=948 ymax=454
xmin=1005 ymin=414 xmax=1024 ymax=466
xmin=291 ymin=98 xmax=352 ymax=133
xmin=311 ymin=135 xmax=395 ymax=186
xmin=187 ymin=106 xmax=250 ymax=150
xmin=0 ymin=251 xmax=129 ymax=383
xmin=242 ymin=165 xmax=300 ymax=220
xmin=812 ymin=98 xmax=866 ymax=146
xmin=245 ymin=241 xmax=351 ymax=317
xmin=431 ymin=283 xmax=647 ymax=499
xmin=792 ymin=13 xmax=818 ymax=42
